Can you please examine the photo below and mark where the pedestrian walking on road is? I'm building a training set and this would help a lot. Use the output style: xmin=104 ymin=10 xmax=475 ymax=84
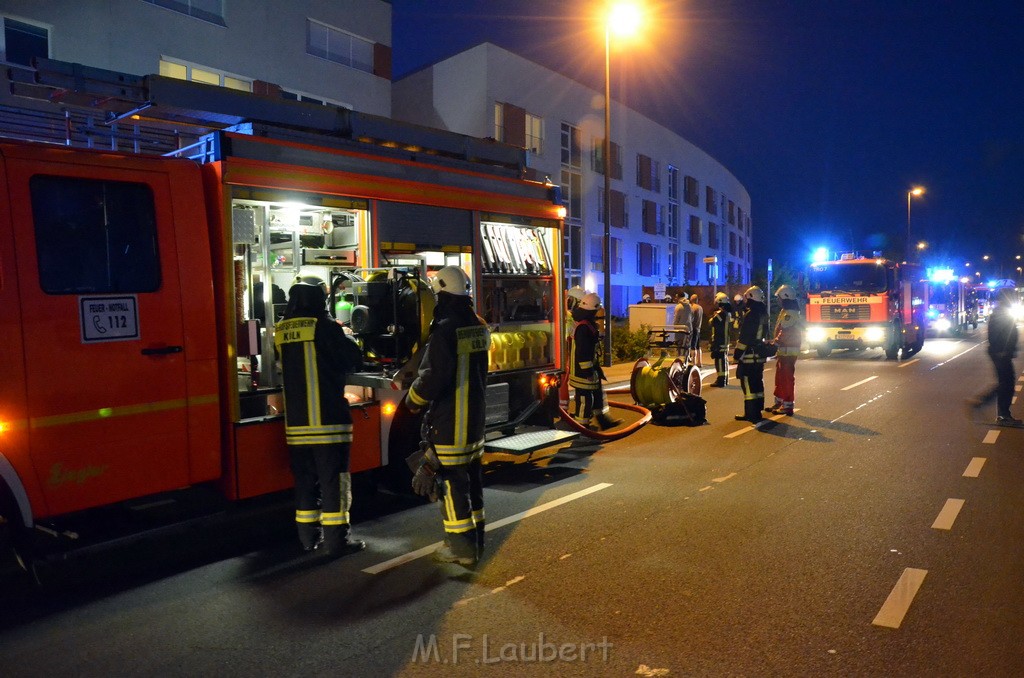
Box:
xmin=733 ymin=286 xmax=769 ymax=424
xmin=405 ymin=266 xmax=491 ymax=566
xmin=275 ymin=278 xmax=366 ymax=558
xmin=708 ymin=292 xmax=732 ymax=387
xmin=689 ymin=293 xmax=704 ymax=368
xmin=968 ymin=288 xmax=1021 ymax=426
xmin=768 ymin=285 xmax=803 ymax=415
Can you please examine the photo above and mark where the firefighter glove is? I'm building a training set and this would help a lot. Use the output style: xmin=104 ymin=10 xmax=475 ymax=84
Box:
xmin=407 ymin=442 xmax=441 ymax=502
xmin=732 ymin=349 xmax=743 ymax=363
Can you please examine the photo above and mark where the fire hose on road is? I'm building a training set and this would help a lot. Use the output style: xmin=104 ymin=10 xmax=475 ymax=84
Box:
xmin=553 ymin=355 xmax=703 ymax=441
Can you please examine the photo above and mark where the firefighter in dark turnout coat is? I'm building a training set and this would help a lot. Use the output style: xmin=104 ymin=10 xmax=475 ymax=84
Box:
xmin=733 ymin=286 xmax=769 ymax=424
xmin=569 ymin=292 xmax=622 ymax=430
xmin=405 ymin=266 xmax=491 ymax=566
xmin=275 ymin=279 xmax=365 ymax=557
xmin=709 ymin=292 xmax=732 ymax=387
xmin=970 ymin=288 xmax=1022 ymax=426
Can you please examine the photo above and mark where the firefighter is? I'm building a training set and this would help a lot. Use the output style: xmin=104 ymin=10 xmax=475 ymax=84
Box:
xmin=569 ymin=292 xmax=623 ymax=430
xmin=768 ymin=284 xmax=804 ymax=415
xmin=405 ymin=266 xmax=490 ymax=566
xmin=275 ymin=278 xmax=365 ymax=557
xmin=560 ymin=286 xmax=587 ymax=412
xmin=708 ymin=292 xmax=732 ymax=387
xmin=733 ymin=286 xmax=769 ymax=424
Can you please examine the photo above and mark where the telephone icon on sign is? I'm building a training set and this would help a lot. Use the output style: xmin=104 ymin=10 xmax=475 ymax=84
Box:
xmin=92 ymin=315 xmax=107 ymax=334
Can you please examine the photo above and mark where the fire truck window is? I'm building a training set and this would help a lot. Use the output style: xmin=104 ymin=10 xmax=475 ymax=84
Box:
xmin=479 ymin=278 xmax=553 ymax=324
xmin=30 ymin=175 xmax=161 ymax=294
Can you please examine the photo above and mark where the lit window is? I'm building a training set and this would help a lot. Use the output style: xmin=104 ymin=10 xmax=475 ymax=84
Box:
xmin=494 ymin=103 xmax=504 ymax=142
xmin=159 ymin=57 xmax=252 ymax=92
xmin=525 ymin=113 xmax=543 ymax=155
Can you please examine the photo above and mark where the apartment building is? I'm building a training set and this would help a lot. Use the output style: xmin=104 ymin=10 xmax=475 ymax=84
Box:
xmin=0 ymin=0 xmax=393 ymax=121
xmin=394 ymin=43 xmax=752 ymax=315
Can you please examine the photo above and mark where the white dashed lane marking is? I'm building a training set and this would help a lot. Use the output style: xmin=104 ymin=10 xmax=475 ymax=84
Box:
xmin=723 ymin=410 xmax=801 ymax=438
xmin=898 ymin=358 xmax=920 ymax=368
xmin=963 ymin=457 xmax=986 ymax=478
xmin=983 ymin=430 xmax=1000 ymax=444
xmin=932 ymin=498 xmax=966 ymax=530
xmin=873 ymin=568 xmax=928 ymax=629
xmin=841 ymin=376 xmax=878 ymax=391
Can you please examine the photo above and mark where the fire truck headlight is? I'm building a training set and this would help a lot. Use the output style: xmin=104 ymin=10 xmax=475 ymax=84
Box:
xmin=864 ymin=326 xmax=886 ymax=342
xmin=806 ymin=327 xmax=827 ymax=344
xmin=934 ymin=318 xmax=952 ymax=332
xmin=1012 ymin=303 xmax=1024 ymax=321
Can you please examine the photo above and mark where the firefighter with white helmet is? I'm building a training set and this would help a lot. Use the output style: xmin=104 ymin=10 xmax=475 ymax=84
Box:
xmin=568 ymin=292 xmax=622 ymax=430
xmin=405 ymin=265 xmax=491 ymax=566
xmin=708 ymin=292 xmax=733 ymax=387
xmin=733 ymin=285 xmax=770 ymax=424
xmin=768 ymin=284 xmax=804 ymax=415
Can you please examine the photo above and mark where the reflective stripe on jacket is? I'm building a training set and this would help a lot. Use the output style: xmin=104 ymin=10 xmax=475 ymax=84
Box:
xmin=569 ymin=319 xmax=602 ymax=390
xmin=275 ymin=316 xmax=362 ymax=445
xmin=408 ymin=304 xmax=490 ymax=464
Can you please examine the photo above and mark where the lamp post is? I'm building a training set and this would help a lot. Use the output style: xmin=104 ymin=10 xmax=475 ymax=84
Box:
xmin=601 ymin=2 xmax=641 ymax=367
xmin=906 ymin=186 xmax=924 ymax=261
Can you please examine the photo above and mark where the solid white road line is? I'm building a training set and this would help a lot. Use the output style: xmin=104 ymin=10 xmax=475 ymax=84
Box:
xmin=963 ymin=457 xmax=986 ymax=478
xmin=723 ymin=409 xmax=800 ymax=438
xmin=929 ymin=343 xmax=981 ymax=370
xmin=898 ymin=358 xmax=920 ymax=368
xmin=362 ymin=482 xmax=613 ymax=574
xmin=873 ymin=568 xmax=928 ymax=629
xmin=932 ymin=498 xmax=966 ymax=530
xmin=841 ymin=376 xmax=878 ymax=391
xmin=982 ymin=430 xmax=1000 ymax=444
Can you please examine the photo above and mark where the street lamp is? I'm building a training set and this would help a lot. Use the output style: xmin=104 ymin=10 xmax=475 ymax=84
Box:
xmin=906 ymin=186 xmax=924 ymax=261
xmin=601 ymin=1 xmax=642 ymax=366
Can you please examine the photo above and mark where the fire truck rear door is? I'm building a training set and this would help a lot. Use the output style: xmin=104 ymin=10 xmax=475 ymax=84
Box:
xmin=7 ymin=156 xmax=191 ymax=517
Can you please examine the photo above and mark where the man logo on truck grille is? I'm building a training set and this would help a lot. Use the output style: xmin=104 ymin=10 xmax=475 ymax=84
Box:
xmin=79 ymin=295 xmax=140 ymax=343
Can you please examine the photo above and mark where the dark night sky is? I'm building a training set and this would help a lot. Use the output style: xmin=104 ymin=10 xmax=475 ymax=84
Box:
xmin=391 ymin=0 xmax=1024 ymax=279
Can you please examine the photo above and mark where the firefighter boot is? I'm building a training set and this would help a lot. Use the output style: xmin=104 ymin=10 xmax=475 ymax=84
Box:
xmin=434 ymin=535 xmax=478 ymax=567
xmin=298 ymin=524 xmax=323 ymax=552
xmin=474 ymin=522 xmax=486 ymax=555
xmin=750 ymin=397 xmax=765 ymax=424
xmin=595 ymin=412 xmax=624 ymax=430
xmin=321 ymin=525 xmax=365 ymax=559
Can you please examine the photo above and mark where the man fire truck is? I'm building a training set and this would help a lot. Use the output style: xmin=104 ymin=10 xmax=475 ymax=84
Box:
xmin=0 ymin=61 xmax=578 ymax=576
xmin=805 ymin=252 xmax=928 ymax=359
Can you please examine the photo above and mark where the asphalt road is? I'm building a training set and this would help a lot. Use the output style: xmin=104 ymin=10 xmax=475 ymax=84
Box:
xmin=1 ymin=329 xmax=1023 ymax=677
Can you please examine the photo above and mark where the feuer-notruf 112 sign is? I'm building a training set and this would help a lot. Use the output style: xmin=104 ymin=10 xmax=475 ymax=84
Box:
xmin=80 ymin=295 xmax=140 ymax=343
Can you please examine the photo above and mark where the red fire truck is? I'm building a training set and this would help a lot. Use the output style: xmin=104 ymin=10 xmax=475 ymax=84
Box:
xmin=805 ymin=253 xmax=928 ymax=359
xmin=0 ymin=72 xmax=576 ymax=573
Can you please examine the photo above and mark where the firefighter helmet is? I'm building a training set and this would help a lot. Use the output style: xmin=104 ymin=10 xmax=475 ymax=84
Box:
xmin=714 ymin=292 xmax=729 ymax=305
xmin=744 ymin=286 xmax=765 ymax=303
xmin=567 ymin=285 xmax=586 ymax=310
xmin=774 ymin=284 xmax=796 ymax=301
xmin=579 ymin=292 xmax=601 ymax=311
xmin=285 ymin=279 xmax=328 ymax=317
xmin=431 ymin=265 xmax=472 ymax=296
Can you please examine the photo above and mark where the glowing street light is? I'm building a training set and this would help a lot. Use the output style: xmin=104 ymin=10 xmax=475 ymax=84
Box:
xmin=601 ymin=1 xmax=644 ymax=366
xmin=906 ymin=186 xmax=925 ymax=261
xmin=916 ymin=241 xmax=927 ymax=251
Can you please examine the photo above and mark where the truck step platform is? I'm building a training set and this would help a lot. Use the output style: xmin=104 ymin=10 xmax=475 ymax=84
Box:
xmin=484 ymin=429 xmax=579 ymax=455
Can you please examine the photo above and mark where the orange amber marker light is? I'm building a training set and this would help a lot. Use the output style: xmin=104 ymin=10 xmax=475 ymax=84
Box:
xmin=382 ymin=402 xmax=397 ymax=417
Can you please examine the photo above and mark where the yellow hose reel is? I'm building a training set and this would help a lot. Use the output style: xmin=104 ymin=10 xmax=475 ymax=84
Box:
xmin=629 ymin=356 xmax=701 ymax=408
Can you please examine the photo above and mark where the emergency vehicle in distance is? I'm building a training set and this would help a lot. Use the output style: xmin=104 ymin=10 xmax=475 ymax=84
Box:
xmin=923 ymin=269 xmax=972 ymax=336
xmin=0 ymin=62 xmax=577 ymax=575
xmin=804 ymin=252 xmax=928 ymax=359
